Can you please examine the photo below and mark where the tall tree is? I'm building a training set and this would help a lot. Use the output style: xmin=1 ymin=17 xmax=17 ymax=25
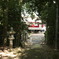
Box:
xmin=22 ymin=0 xmax=59 ymax=48
xmin=0 ymin=0 xmax=28 ymax=47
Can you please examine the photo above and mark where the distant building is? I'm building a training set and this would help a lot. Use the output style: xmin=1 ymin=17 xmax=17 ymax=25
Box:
xmin=21 ymin=12 xmax=46 ymax=32
xmin=28 ymin=20 xmax=46 ymax=32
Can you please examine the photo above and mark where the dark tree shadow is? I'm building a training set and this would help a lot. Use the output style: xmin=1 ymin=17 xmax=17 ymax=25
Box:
xmin=20 ymin=46 xmax=59 ymax=59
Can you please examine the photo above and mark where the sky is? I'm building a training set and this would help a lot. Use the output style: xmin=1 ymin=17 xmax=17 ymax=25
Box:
xmin=21 ymin=11 xmax=42 ymax=23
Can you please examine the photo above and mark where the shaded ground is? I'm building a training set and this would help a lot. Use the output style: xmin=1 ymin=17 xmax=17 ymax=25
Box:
xmin=0 ymin=33 xmax=59 ymax=59
xmin=21 ymin=44 xmax=59 ymax=59
xmin=20 ymin=33 xmax=59 ymax=59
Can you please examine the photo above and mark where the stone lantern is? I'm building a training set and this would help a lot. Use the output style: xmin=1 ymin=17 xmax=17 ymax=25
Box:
xmin=8 ymin=27 xmax=15 ymax=49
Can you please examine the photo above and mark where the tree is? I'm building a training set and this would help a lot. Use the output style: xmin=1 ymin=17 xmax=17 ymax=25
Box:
xmin=22 ymin=0 xmax=59 ymax=48
xmin=0 ymin=0 xmax=28 ymax=47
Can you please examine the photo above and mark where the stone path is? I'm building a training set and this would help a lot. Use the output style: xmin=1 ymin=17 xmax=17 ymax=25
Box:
xmin=21 ymin=44 xmax=59 ymax=59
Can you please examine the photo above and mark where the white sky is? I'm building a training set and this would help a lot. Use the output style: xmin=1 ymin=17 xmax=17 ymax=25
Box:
xmin=21 ymin=10 xmax=42 ymax=23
